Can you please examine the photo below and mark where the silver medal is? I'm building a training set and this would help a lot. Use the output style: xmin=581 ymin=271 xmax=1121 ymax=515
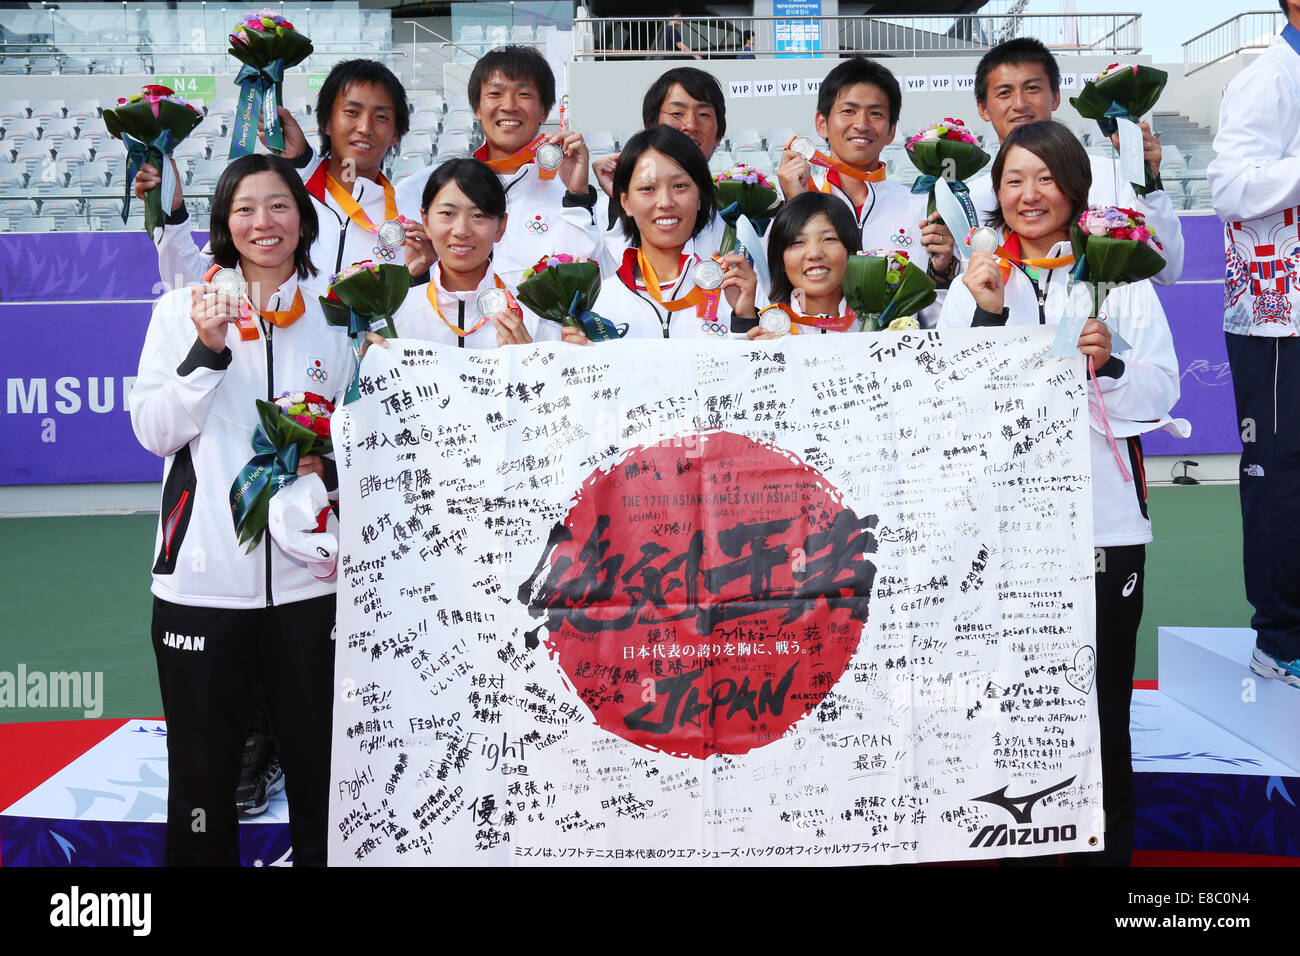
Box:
xmin=692 ymin=259 xmax=724 ymax=291
xmin=759 ymin=308 xmax=791 ymax=336
xmin=376 ymin=219 xmax=406 ymax=249
xmin=788 ymin=136 xmax=816 ymax=160
xmin=535 ymin=142 xmax=564 ymax=171
xmin=208 ymin=267 xmax=244 ymax=296
xmin=970 ymin=226 xmax=1001 ymax=254
xmin=477 ymin=288 xmax=509 ymax=317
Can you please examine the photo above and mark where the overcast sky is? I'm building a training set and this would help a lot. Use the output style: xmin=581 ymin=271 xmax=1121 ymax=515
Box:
xmin=1018 ymin=0 xmax=1282 ymax=65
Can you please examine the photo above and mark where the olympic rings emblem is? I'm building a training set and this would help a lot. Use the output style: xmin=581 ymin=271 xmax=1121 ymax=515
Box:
xmin=373 ymin=245 xmax=399 ymax=261
xmin=701 ymin=322 xmax=728 ymax=337
xmin=307 ymin=366 xmax=328 ymax=384
xmin=525 ymin=218 xmax=549 ymax=235
xmin=890 ymin=232 xmax=913 ymax=247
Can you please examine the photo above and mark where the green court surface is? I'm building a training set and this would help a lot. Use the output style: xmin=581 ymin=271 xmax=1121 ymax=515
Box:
xmin=0 ymin=483 xmax=1253 ymax=723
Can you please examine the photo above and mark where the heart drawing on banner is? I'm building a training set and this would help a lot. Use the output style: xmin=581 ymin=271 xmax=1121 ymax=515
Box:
xmin=1066 ymin=645 xmax=1096 ymax=695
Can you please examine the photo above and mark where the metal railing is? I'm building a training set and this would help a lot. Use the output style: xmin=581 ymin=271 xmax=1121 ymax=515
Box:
xmin=573 ymin=13 xmax=1143 ymax=60
xmin=0 ymin=43 xmax=404 ymax=76
xmin=1182 ymin=11 xmax=1282 ymax=76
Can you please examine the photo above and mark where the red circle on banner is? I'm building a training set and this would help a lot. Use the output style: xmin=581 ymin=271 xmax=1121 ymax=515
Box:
xmin=523 ymin=431 xmax=877 ymax=759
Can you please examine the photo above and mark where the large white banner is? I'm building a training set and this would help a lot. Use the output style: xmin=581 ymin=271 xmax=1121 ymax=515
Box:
xmin=328 ymin=328 xmax=1101 ymax=865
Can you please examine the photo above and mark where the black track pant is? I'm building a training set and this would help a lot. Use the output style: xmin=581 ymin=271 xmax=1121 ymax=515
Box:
xmin=1227 ymin=332 xmax=1300 ymax=661
xmin=151 ymin=594 xmax=335 ymax=866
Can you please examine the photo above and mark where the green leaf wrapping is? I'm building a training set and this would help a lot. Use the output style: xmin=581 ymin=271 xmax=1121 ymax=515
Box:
xmin=842 ymin=255 xmax=936 ymax=332
xmin=905 ymin=138 xmax=991 ymax=216
xmin=714 ymin=179 xmax=782 ymax=227
xmin=1069 ymin=224 xmax=1167 ymax=318
xmin=228 ymin=24 xmax=314 ymax=72
xmin=515 ymin=260 xmax=602 ymax=327
xmin=102 ymin=96 xmax=204 ymax=233
xmin=318 ymin=262 xmax=410 ymax=337
xmin=1068 ymin=65 xmax=1168 ymax=129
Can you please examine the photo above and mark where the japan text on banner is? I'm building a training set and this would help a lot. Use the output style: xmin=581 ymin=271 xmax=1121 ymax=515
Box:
xmin=328 ymin=329 xmax=1100 ymax=866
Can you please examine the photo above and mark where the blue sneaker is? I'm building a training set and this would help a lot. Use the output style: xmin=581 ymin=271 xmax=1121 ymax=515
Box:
xmin=1250 ymin=647 xmax=1300 ymax=689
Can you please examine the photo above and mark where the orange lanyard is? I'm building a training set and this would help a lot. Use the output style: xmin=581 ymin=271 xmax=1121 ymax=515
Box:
xmin=788 ymin=137 xmax=888 ymax=184
xmin=636 ymin=250 xmax=719 ymax=318
xmin=993 ymin=232 xmax=1075 ymax=284
xmin=427 ymin=273 xmax=510 ymax=338
xmin=324 ymin=171 xmax=398 ymax=235
xmin=481 ymin=134 xmax=558 ymax=179
xmin=257 ymin=288 xmax=306 ymax=329
xmin=771 ymin=300 xmax=858 ymax=334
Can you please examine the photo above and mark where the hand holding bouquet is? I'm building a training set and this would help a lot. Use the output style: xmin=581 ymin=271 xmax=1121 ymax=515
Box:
xmin=905 ymin=117 xmax=989 ymax=222
xmin=1069 ymin=63 xmax=1167 ymax=194
xmin=102 ymin=85 xmax=203 ymax=232
xmin=319 ymin=261 xmax=410 ymax=403
xmin=516 ymin=253 xmax=624 ymax=342
xmin=713 ymin=163 xmax=782 ymax=259
xmin=227 ymin=8 xmax=313 ymax=157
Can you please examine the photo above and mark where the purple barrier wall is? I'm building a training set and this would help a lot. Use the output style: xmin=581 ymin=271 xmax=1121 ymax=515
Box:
xmin=0 ymin=219 xmax=1239 ymax=485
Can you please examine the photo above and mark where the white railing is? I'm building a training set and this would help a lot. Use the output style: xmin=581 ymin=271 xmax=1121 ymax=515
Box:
xmin=574 ymin=13 xmax=1143 ymax=61
xmin=1182 ymin=11 xmax=1283 ymax=76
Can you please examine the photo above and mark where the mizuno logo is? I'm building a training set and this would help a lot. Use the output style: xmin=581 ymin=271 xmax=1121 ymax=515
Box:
xmin=971 ymin=776 xmax=1075 ymax=824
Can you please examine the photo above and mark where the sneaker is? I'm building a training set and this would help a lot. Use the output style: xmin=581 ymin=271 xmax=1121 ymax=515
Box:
xmin=1249 ymin=647 xmax=1300 ymax=689
xmin=263 ymin=756 xmax=285 ymax=801
xmin=235 ymin=733 xmax=271 ymax=817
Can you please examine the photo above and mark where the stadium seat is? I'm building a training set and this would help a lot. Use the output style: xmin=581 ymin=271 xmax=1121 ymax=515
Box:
xmin=708 ymin=149 xmax=735 ymax=175
xmin=586 ymin=130 xmax=616 ymax=159
xmin=61 ymin=58 xmax=92 ymax=75
xmin=12 ymin=216 xmax=56 ymax=233
xmin=511 ymin=25 xmax=535 ymax=44
xmin=0 ymin=199 xmax=39 ymax=218
xmin=412 ymin=109 xmax=443 ymax=135
xmin=11 ymin=141 xmax=53 ymax=174
xmin=39 ymin=199 xmax=82 ymax=219
xmin=400 ymin=132 xmax=435 ymax=162
xmin=729 ymin=128 xmax=764 ymax=152
xmin=441 ymin=109 xmax=475 ymax=137
xmin=0 ymin=166 xmax=26 ymax=190
xmin=413 ymin=94 xmax=446 ymax=115
xmin=3 ymin=117 xmax=41 ymax=145
xmin=0 ymin=59 xmax=28 ymax=76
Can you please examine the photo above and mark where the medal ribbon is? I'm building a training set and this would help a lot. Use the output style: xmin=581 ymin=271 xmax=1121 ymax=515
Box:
xmin=636 ymin=251 xmax=720 ymax=320
xmin=229 ymin=59 xmax=287 ymax=158
xmin=258 ymin=288 xmax=306 ymax=329
xmin=427 ymin=273 xmax=511 ymax=338
xmin=788 ymin=137 xmax=887 ymax=184
xmin=993 ymin=232 xmax=1075 ymax=284
xmin=324 ymin=171 xmax=398 ymax=236
xmin=777 ymin=301 xmax=858 ymax=334
xmin=482 ymin=134 xmax=558 ymax=180
xmin=201 ymin=263 xmax=259 ymax=342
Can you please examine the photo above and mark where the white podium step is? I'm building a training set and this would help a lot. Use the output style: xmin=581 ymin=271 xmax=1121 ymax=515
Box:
xmin=1157 ymin=626 xmax=1300 ymax=774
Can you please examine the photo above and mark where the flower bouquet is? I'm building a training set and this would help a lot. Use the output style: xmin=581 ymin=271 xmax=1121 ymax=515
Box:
xmin=319 ymin=261 xmax=409 ymax=403
xmin=905 ymin=117 xmax=989 ymax=220
xmin=713 ymin=162 xmax=782 ymax=257
xmin=229 ymin=390 xmax=333 ymax=551
xmin=1068 ymin=63 xmax=1168 ymax=194
xmin=227 ymin=8 xmax=314 ymax=157
xmin=843 ymin=250 xmax=936 ymax=332
xmin=515 ymin=253 xmax=624 ymax=342
xmin=1069 ymin=205 xmax=1165 ymax=320
xmin=102 ymin=84 xmax=204 ymax=233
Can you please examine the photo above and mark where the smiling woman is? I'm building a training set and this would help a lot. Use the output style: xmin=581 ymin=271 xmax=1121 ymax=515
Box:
xmin=938 ymin=119 xmax=1182 ymax=868
xmin=127 ymin=153 xmax=354 ymax=867
xmin=575 ymin=125 xmax=757 ymax=343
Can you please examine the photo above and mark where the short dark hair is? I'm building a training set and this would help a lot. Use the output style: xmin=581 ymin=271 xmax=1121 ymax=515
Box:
xmin=817 ymin=56 xmax=901 ymax=126
xmin=641 ymin=66 xmax=728 ymax=140
xmin=315 ymin=59 xmax=410 ymax=157
xmin=210 ymin=154 xmax=319 ymax=279
xmin=986 ymin=120 xmax=1091 ymax=233
xmin=975 ymin=37 xmax=1060 ymax=105
xmin=613 ymin=125 xmax=716 ymax=247
xmin=766 ymin=192 xmax=861 ymax=305
xmin=419 ymin=157 xmax=507 ymax=219
xmin=469 ymin=45 xmax=556 ymax=115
